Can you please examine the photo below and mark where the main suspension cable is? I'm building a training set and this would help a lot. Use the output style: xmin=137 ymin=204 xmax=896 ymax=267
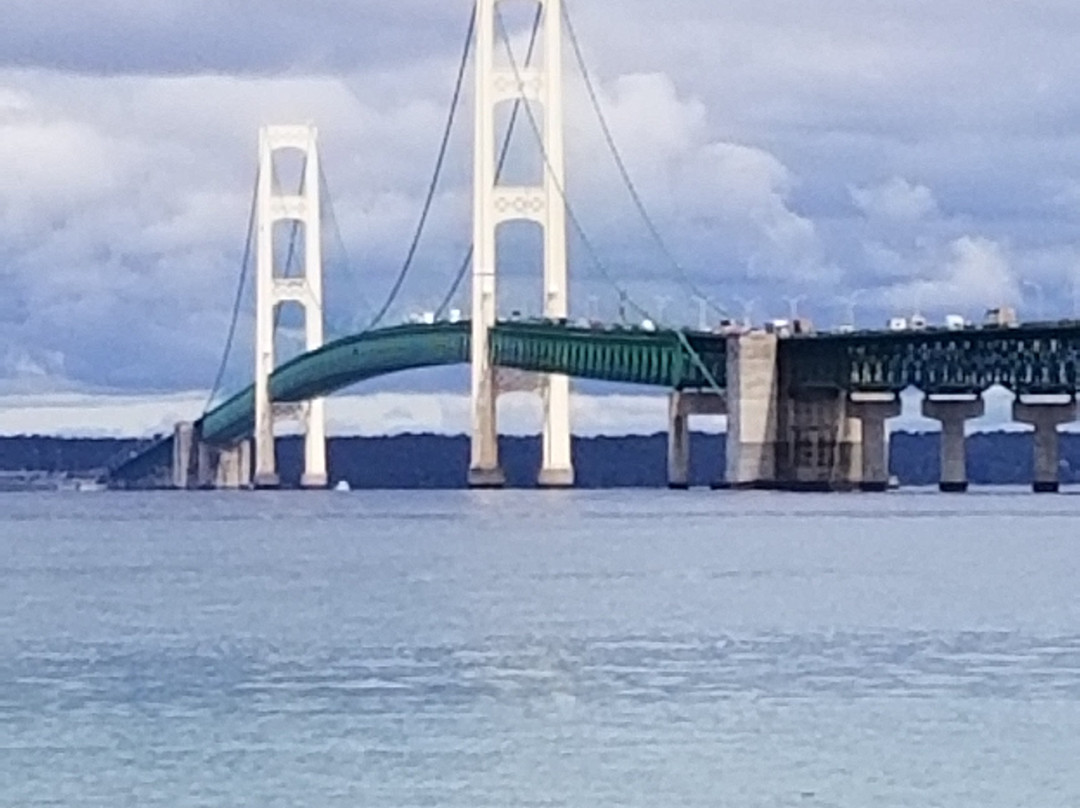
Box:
xmin=366 ymin=4 xmax=477 ymax=330
xmin=203 ymin=168 xmax=260 ymax=413
xmin=320 ymin=162 xmax=375 ymax=329
xmin=493 ymin=9 xmax=724 ymax=394
xmin=493 ymin=10 xmax=648 ymax=319
xmin=562 ymin=1 xmax=730 ymax=320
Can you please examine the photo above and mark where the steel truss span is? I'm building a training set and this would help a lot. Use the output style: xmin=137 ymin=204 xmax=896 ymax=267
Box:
xmin=107 ymin=320 xmax=727 ymax=485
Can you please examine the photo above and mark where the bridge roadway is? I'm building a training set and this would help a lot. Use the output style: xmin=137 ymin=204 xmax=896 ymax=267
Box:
xmin=108 ymin=319 xmax=728 ymax=485
xmin=108 ymin=317 xmax=1080 ymax=489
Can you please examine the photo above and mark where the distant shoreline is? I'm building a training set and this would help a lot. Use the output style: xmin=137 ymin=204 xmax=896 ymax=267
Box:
xmin=0 ymin=431 xmax=1076 ymax=489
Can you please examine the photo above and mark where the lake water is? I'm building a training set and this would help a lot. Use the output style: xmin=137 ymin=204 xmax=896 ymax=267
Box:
xmin=1 ymin=490 xmax=1079 ymax=806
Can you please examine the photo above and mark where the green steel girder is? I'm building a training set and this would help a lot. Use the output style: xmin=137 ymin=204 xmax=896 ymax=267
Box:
xmin=201 ymin=321 xmax=471 ymax=444
xmin=490 ymin=320 xmax=726 ymax=390
xmin=783 ymin=322 xmax=1080 ymax=395
xmin=197 ymin=320 xmax=724 ymax=446
xmin=106 ymin=317 xmax=1080 ymax=486
xmin=108 ymin=319 xmax=726 ymax=482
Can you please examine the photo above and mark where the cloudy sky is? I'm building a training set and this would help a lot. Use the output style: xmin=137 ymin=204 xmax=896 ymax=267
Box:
xmin=2 ymin=0 xmax=1080 ymax=435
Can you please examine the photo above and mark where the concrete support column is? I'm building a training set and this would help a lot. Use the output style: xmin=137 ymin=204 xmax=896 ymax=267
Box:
xmin=1013 ymin=398 xmax=1077 ymax=493
xmin=725 ymin=332 xmax=779 ymax=488
xmin=922 ymin=396 xmax=985 ymax=492
xmin=850 ymin=394 xmax=902 ymax=492
xmin=539 ymin=375 xmax=575 ymax=488
xmin=300 ymin=402 xmax=329 ymax=489
xmin=668 ymin=392 xmax=691 ymax=490
xmin=668 ymin=390 xmax=726 ymax=489
xmin=195 ymin=440 xmax=214 ymax=490
xmin=214 ymin=443 xmax=250 ymax=490
xmin=538 ymin=0 xmax=573 ymax=490
xmin=777 ymin=390 xmax=863 ymax=490
xmin=172 ymin=422 xmax=194 ymax=489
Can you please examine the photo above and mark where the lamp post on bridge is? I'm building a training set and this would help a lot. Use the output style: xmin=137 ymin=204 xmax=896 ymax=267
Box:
xmin=734 ymin=296 xmax=757 ymax=330
xmin=692 ymin=296 xmax=709 ymax=331
xmin=587 ymin=294 xmax=600 ymax=322
xmin=782 ymin=294 xmax=806 ymax=323
xmin=653 ymin=295 xmax=671 ymax=324
xmin=837 ymin=290 xmax=863 ymax=329
xmin=1022 ymin=280 xmax=1045 ymax=321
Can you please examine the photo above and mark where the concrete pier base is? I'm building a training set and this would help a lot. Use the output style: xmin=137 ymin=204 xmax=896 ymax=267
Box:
xmin=538 ymin=374 xmax=574 ymax=489
xmin=668 ymin=393 xmax=690 ymax=490
xmin=214 ymin=441 xmax=251 ymax=490
xmin=776 ymin=390 xmax=863 ymax=490
xmin=172 ymin=422 xmax=195 ymax=489
xmin=172 ymin=422 xmax=253 ymax=490
xmin=725 ymin=332 xmax=779 ymax=488
xmin=667 ymin=390 xmax=726 ymax=489
xmin=537 ymin=466 xmax=574 ymax=489
xmin=252 ymin=472 xmax=280 ymax=490
xmin=300 ymin=472 xmax=329 ymax=489
xmin=922 ymin=397 xmax=984 ymax=493
xmin=850 ymin=394 xmax=902 ymax=492
xmin=1013 ymin=398 xmax=1077 ymax=493
xmin=468 ymin=466 xmax=506 ymax=489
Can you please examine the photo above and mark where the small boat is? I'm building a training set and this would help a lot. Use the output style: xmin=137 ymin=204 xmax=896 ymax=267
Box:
xmin=333 ymin=480 xmax=351 ymax=492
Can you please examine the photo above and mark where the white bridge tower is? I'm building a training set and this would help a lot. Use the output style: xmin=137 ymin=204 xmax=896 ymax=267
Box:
xmin=470 ymin=0 xmax=574 ymax=488
xmin=253 ymin=124 xmax=328 ymax=489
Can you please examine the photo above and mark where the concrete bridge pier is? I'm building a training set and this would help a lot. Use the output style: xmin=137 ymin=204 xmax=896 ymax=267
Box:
xmin=776 ymin=389 xmax=863 ymax=491
xmin=214 ymin=441 xmax=252 ymax=490
xmin=667 ymin=390 xmax=726 ymax=489
xmin=1013 ymin=398 xmax=1077 ymax=493
xmin=172 ymin=422 xmax=251 ymax=490
xmin=724 ymin=332 xmax=779 ymax=488
xmin=922 ymin=396 xmax=984 ymax=492
xmin=172 ymin=422 xmax=196 ymax=489
xmin=727 ymin=330 xmax=865 ymax=491
xmin=849 ymin=393 xmax=902 ymax=492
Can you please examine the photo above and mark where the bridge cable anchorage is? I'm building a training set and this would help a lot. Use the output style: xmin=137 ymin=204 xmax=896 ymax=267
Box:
xmin=433 ymin=3 xmax=544 ymax=320
xmin=203 ymin=166 xmax=261 ymax=413
xmin=493 ymin=9 xmax=725 ymax=397
xmin=366 ymin=4 xmax=478 ymax=331
xmin=561 ymin=2 xmax=730 ymax=321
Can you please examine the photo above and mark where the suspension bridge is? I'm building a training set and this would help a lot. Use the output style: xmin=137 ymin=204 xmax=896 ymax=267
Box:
xmin=107 ymin=0 xmax=1080 ymax=494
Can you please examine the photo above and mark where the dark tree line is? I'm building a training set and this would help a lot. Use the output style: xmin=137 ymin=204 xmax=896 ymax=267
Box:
xmin=2 ymin=432 xmax=1078 ymax=488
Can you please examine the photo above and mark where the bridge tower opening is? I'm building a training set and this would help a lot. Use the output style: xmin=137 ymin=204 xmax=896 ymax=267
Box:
xmin=471 ymin=0 xmax=574 ymax=488
xmin=253 ymin=124 xmax=328 ymax=489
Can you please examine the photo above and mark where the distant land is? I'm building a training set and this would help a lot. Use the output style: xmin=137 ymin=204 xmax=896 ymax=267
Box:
xmin=0 ymin=432 xmax=1078 ymax=489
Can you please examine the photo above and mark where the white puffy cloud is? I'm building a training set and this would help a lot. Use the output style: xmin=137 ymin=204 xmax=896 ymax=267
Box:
xmin=884 ymin=236 xmax=1018 ymax=314
xmin=851 ymin=177 xmax=938 ymax=222
xmin=2 ymin=0 xmax=1080 ymax=427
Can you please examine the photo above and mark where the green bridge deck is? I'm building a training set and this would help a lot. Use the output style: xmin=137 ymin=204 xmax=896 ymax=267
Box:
xmin=787 ymin=321 xmax=1080 ymax=395
xmin=107 ymin=318 xmax=1080 ymax=485
xmin=108 ymin=320 xmax=727 ymax=483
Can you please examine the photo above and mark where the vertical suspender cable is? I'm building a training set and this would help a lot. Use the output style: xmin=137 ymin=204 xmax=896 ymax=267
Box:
xmin=203 ymin=168 xmax=260 ymax=413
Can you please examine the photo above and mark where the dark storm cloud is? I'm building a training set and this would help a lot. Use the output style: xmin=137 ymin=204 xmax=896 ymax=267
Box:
xmin=5 ymin=0 xmax=1080 ymax=395
xmin=0 ymin=0 xmax=466 ymax=75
